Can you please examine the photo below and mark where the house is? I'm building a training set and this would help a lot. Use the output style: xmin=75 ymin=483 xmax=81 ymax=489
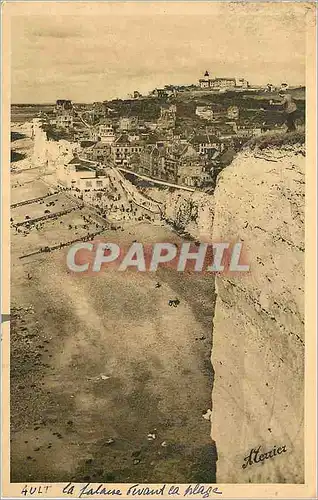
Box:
xmin=196 ymin=104 xmax=238 ymax=121
xmin=161 ymin=142 xmax=212 ymax=186
xmin=235 ymin=78 xmax=249 ymax=88
xmin=144 ymin=121 xmax=158 ymax=131
xmin=211 ymin=77 xmax=236 ymax=89
xmin=195 ymin=106 xmax=214 ymax=121
xmin=89 ymin=128 xmax=100 ymax=142
xmin=191 ymin=134 xmax=225 ymax=155
xmin=77 ymin=175 xmax=109 ymax=191
xmin=151 ymin=88 xmax=168 ymax=98
xmin=130 ymin=140 xmax=210 ymax=187
xmin=216 ymin=123 xmax=237 ymax=140
xmin=176 ymin=144 xmax=209 ymax=187
xmin=198 ymin=71 xmax=243 ymax=90
xmin=236 ymin=125 xmax=262 ymax=138
xmin=119 ymin=117 xmax=138 ymax=131
xmin=159 ymin=142 xmax=196 ymax=184
xmin=59 ymin=156 xmax=109 ymax=191
xmin=160 ymin=154 xmax=179 ymax=183
xmin=157 ymin=105 xmax=176 ymax=129
xmin=128 ymin=133 xmax=141 ymax=142
xmin=227 ymin=106 xmax=239 ymax=120
xmin=111 ymin=134 xmax=143 ymax=166
xmin=130 ymin=144 xmax=165 ymax=178
xmin=54 ymin=101 xmax=74 ymax=130
xmin=132 ymin=142 xmax=183 ymax=184
xmin=210 ymin=108 xmax=227 ymax=120
xmin=98 ymin=120 xmax=115 ymax=144
xmin=90 ymin=142 xmax=111 ymax=162
xmin=177 ymin=162 xmax=208 ymax=187
xmin=73 ymin=129 xmax=91 ymax=141
xmin=55 ymin=113 xmax=73 ymax=130
xmin=59 ymin=156 xmax=96 ymax=188
xmin=56 ymin=99 xmax=73 ymax=112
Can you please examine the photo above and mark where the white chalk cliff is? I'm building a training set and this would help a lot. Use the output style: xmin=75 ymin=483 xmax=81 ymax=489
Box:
xmin=211 ymin=146 xmax=305 ymax=483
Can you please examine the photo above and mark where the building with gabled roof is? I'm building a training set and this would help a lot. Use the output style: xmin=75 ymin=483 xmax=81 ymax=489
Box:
xmin=191 ymin=133 xmax=224 ymax=155
xmin=111 ymin=134 xmax=144 ymax=166
xmin=56 ymin=99 xmax=73 ymax=111
xmin=90 ymin=142 xmax=111 ymax=162
xmin=98 ymin=120 xmax=115 ymax=144
xmin=57 ymin=155 xmax=109 ymax=191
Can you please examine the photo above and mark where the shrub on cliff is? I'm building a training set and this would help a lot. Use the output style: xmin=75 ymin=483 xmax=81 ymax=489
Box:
xmin=43 ymin=124 xmax=74 ymax=142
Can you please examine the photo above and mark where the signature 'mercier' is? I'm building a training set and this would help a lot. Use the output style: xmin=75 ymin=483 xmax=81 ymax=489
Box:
xmin=242 ymin=445 xmax=287 ymax=469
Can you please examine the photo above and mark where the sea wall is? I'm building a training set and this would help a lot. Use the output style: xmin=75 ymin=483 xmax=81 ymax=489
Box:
xmin=211 ymin=147 xmax=305 ymax=483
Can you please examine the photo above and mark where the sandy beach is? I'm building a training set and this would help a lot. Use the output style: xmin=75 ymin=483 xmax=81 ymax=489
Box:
xmin=10 ymin=125 xmax=216 ymax=483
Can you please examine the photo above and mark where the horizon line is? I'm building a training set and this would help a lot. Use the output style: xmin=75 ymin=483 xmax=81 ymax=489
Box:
xmin=11 ymin=83 xmax=307 ymax=107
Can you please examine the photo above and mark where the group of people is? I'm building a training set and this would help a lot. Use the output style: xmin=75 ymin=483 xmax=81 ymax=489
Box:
xmin=21 ymin=228 xmax=105 ymax=260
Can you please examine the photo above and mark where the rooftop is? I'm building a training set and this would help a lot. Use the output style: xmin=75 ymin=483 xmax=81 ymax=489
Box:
xmin=68 ymin=157 xmax=97 ymax=171
xmin=75 ymin=164 xmax=96 ymax=172
xmin=114 ymin=133 xmax=130 ymax=145
xmin=191 ymin=134 xmax=219 ymax=144
xmin=214 ymin=77 xmax=236 ymax=81
xmin=93 ymin=142 xmax=110 ymax=149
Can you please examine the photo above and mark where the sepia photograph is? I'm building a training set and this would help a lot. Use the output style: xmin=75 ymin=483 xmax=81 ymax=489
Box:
xmin=1 ymin=1 xmax=317 ymax=498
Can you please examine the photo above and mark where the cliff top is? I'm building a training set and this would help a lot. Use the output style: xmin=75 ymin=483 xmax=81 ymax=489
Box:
xmin=243 ymin=129 xmax=305 ymax=151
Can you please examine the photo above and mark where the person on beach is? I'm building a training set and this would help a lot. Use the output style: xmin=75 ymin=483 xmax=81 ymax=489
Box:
xmin=270 ymin=90 xmax=298 ymax=132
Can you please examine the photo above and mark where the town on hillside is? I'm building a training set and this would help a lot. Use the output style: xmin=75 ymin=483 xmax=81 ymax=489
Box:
xmin=15 ymin=71 xmax=305 ymax=199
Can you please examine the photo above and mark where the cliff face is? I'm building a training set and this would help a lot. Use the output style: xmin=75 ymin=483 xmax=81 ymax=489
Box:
xmin=32 ymin=120 xmax=75 ymax=169
xmin=211 ymin=147 xmax=305 ymax=483
xmin=163 ymin=190 xmax=214 ymax=240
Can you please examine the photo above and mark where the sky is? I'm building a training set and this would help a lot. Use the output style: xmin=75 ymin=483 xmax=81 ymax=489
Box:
xmin=9 ymin=2 xmax=307 ymax=104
